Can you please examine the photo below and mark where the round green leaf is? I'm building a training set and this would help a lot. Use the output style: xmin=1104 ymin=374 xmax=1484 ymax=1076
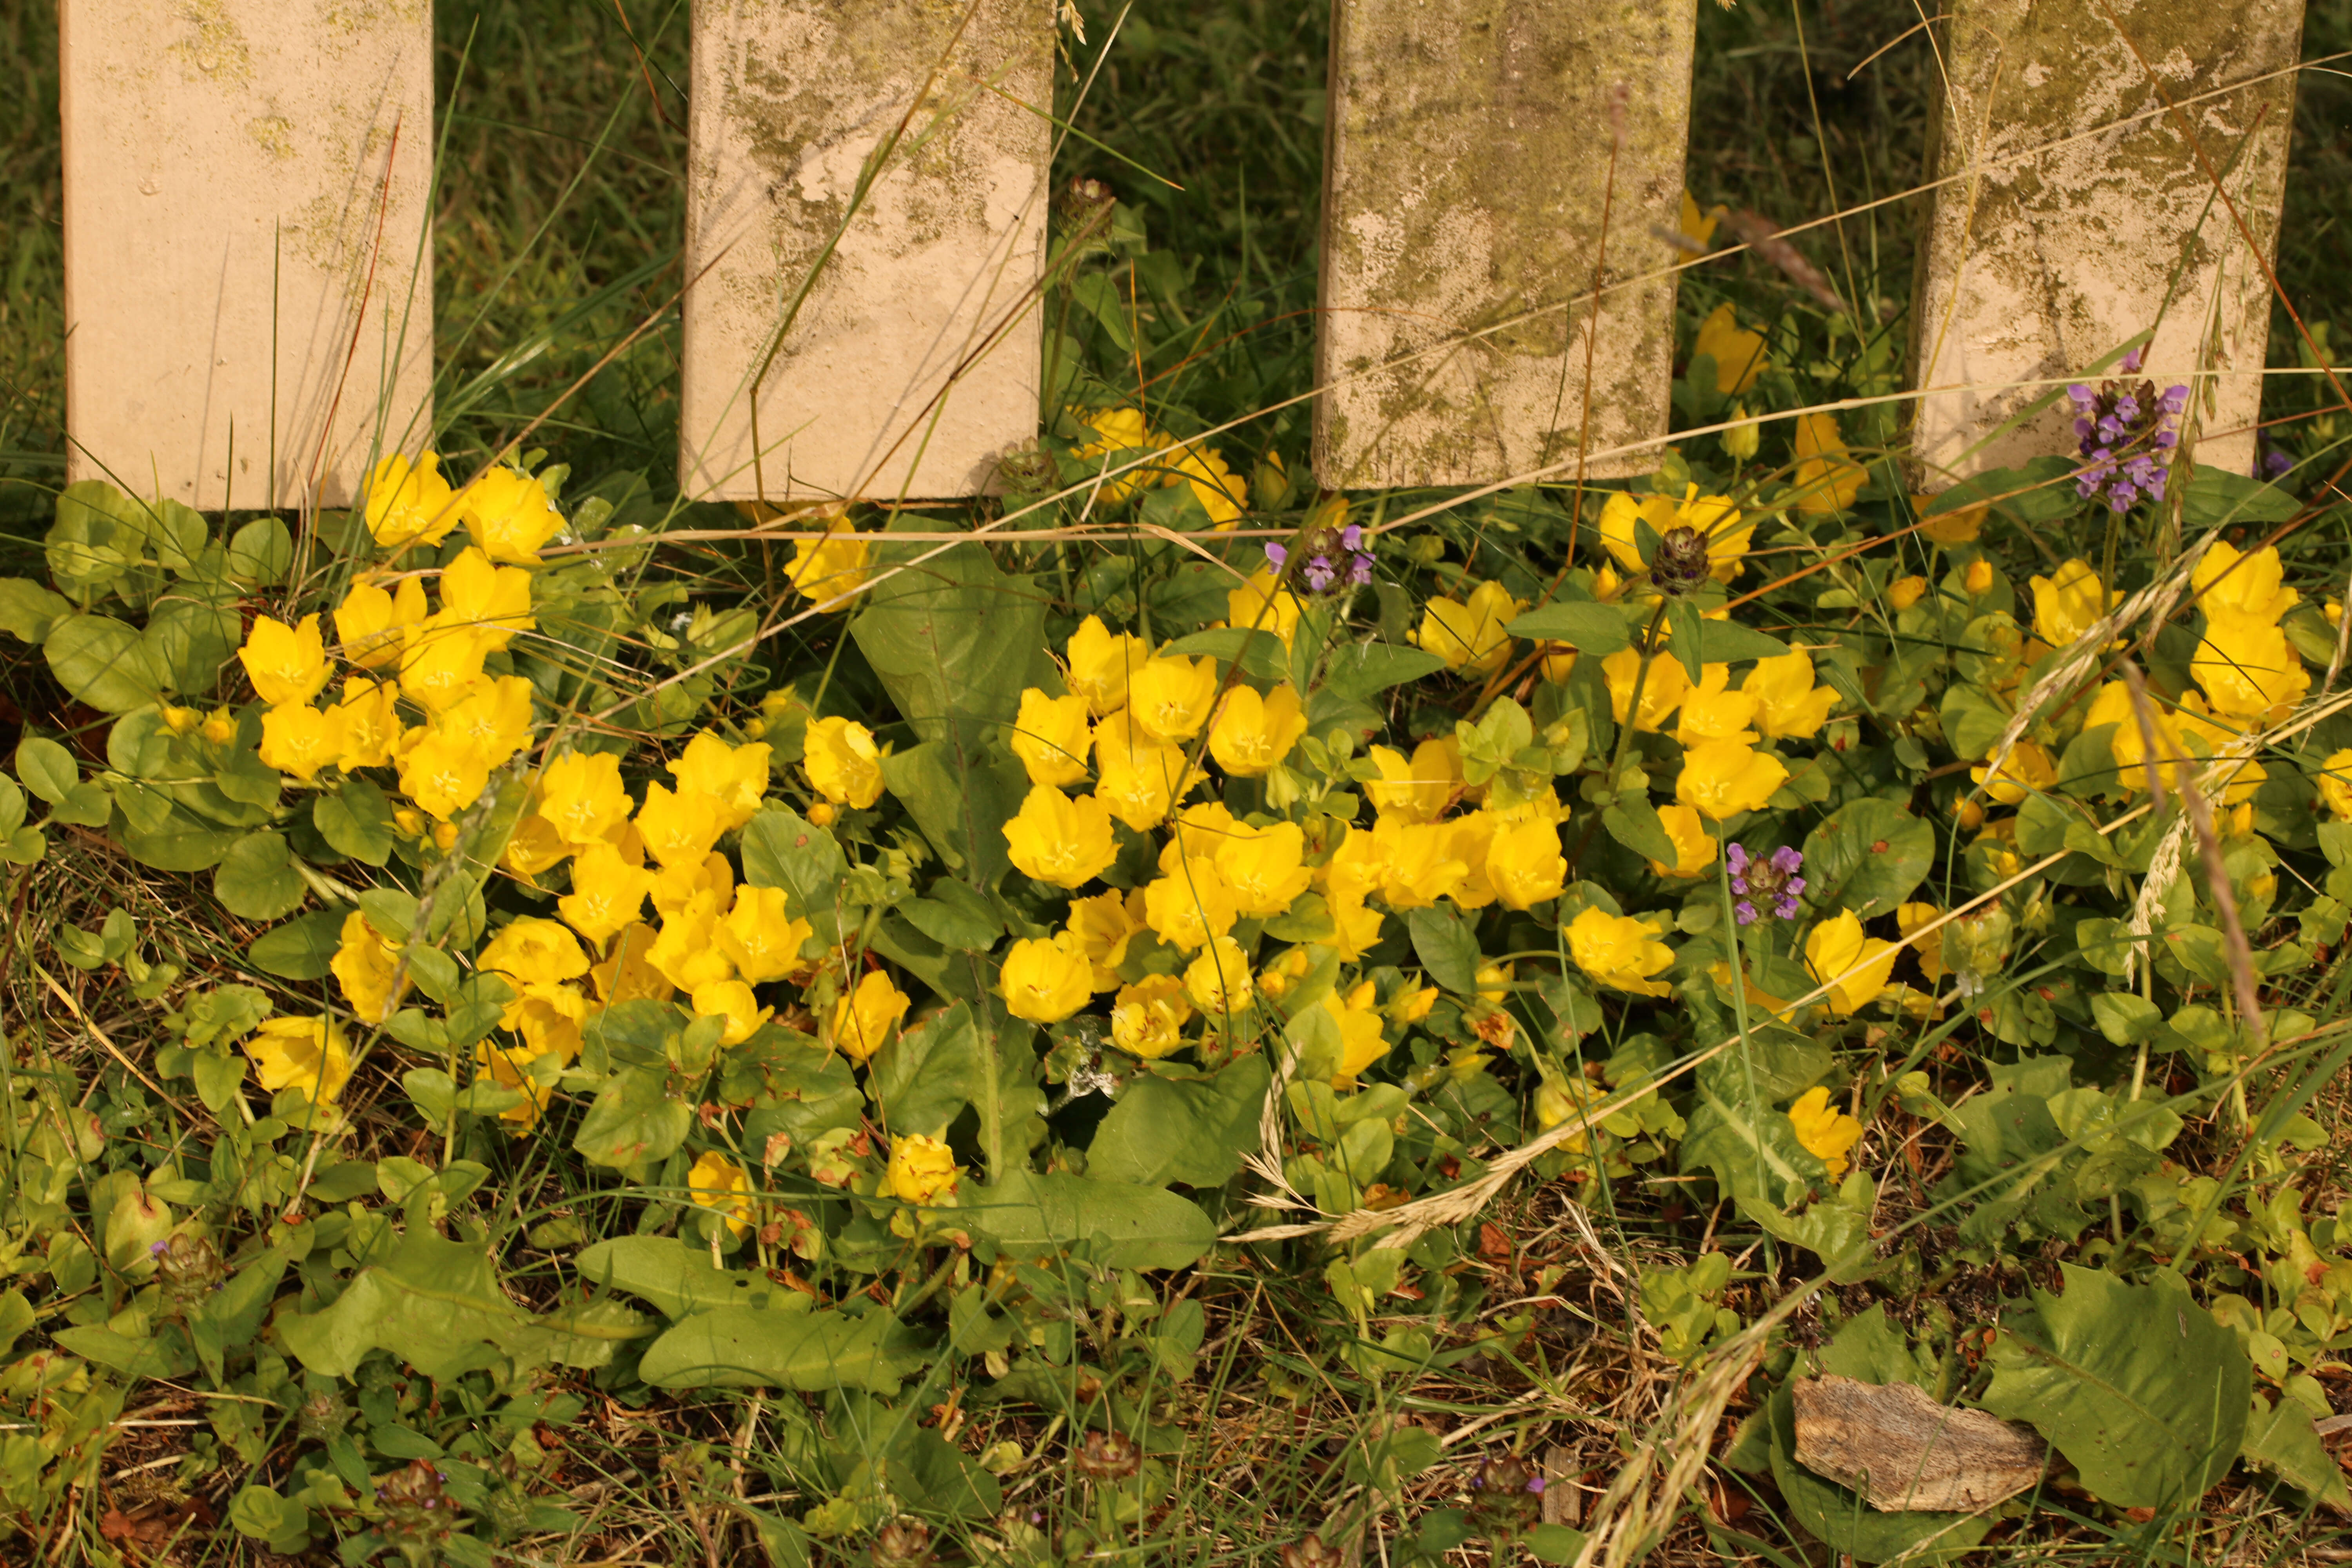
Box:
xmin=249 ymin=908 xmax=350 ymax=980
xmin=1799 ymin=796 xmax=1935 ymax=920
xmin=214 ymin=831 xmax=309 ymax=922
xmin=45 ymin=612 xmax=170 ymax=712
xmin=13 ymin=737 xmax=78 ymax=804
xmin=227 ymin=516 xmax=293 ymax=586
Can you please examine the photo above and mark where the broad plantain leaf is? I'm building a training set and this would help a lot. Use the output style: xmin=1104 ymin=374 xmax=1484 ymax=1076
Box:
xmin=1086 ymin=1056 xmax=1270 ymax=1189
xmin=1800 ymin=796 xmax=1934 ymax=919
xmin=639 ymin=1305 xmax=927 ymax=1393
xmin=969 ymin=1169 xmax=1215 ymax=1270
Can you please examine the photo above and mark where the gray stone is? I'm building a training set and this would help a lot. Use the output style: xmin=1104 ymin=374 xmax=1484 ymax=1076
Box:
xmin=1909 ymin=0 xmax=2303 ymax=487
xmin=60 ymin=0 xmax=435 ymax=510
xmin=1314 ymin=0 xmax=1694 ymax=490
xmin=679 ymin=0 xmax=1053 ymax=503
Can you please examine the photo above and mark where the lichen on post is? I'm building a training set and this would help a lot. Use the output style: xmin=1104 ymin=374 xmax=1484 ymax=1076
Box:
xmin=1909 ymin=0 xmax=2304 ymax=489
xmin=59 ymin=0 xmax=435 ymax=510
xmin=1313 ymin=0 xmax=1696 ymax=491
xmin=679 ymin=0 xmax=1053 ymax=505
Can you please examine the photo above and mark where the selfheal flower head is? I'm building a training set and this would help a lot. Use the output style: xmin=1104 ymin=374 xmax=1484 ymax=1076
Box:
xmin=1726 ymin=842 xmax=1804 ymax=924
xmin=2067 ymin=349 xmax=2185 ymax=513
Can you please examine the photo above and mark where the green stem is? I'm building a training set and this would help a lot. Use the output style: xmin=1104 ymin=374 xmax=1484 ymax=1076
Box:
xmin=1603 ymin=603 xmax=1673 ymax=789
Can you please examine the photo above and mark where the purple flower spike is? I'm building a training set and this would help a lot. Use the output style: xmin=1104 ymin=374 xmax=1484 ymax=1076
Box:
xmin=1727 ymin=843 xmax=1804 ymax=924
xmin=2068 ymin=347 xmax=2183 ymax=513
xmin=2121 ymin=346 xmax=2146 ymax=374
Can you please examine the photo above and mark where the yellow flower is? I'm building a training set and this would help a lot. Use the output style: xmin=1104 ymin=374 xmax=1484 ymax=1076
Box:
xmin=2027 ymin=559 xmax=2118 ymax=650
xmin=1648 ymin=801 xmax=1718 ymax=878
xmin=1183 ymin=936 xmax=1254 ymax=1016
xmin=715 ymin=884 xmax=811 ymax=984
xmin=331 ymin=912 xmax=405 ymax=1025
xmin=247 ymin=1016 xmax=354 ymax=1105
xmin=2193 ymin=613 xmax=2308 ymax=721
xmin=258 ymin=701 xmax=346 ymax=782
xmin=364 ymin=452 xmax=461 ymax=552
xmin=692 ymin=980 xmax=773 ymax=1047
xmin=1912 ymin=493 xmax=1985 ymax=546
xmin=1127 ymin=655 xmax=1221 ymax=743
xmin=198 ymin=707 xmax=238 ymax=745
xmin=559 ymin=840 xmax=656 ymax=949
xmin=1365 ymin=737 xmax=1461 ymax=823
xmin=669 ymin=731 xmax=771 ymax=833
xmin=1486 ymin=818 xmax=1566 ymax=910
xmin=1964 ymin=559 xmax=1995 ymax=596
xmin=1159 ymin=799 xmax=1243 ymax=869
xmin=1692 ymin=302 xmax=1766 ymax=394
xmin=1742 ymin=649 xmax=1837 ymax=740
xmin=593 ymin=924 xmax=673 ymax=1006
xmin=330 ymin=680 xmax=401 ymax=770
xmin=1566 ymin=906 xmax=1674 ymax=997
xmin=1166 ymin=441 xmax=1249 ymax=526
xmin=804 ymin=716 xmax=886 ymax=809
xmin=396 ymin=727 xmax=492 ymax=820
xmin=1208 ymin=684 xmax=1307 ymax=777
xmin=1671 ymin=663 xmax=1760 ymax=748
xmin=1787 ymin=1085 xmax=1864 ymax=1180
xmin=886 ymin=1132 xmax=960 ymax=1206
xmin=1069 ymin=888 xmax=1146 ymax=990
xmin=1598 ymin=486 xmax=1752 ymax=582
xmin=1004 ymin=785 xmax=1118 ymax=888
xmin=1111 ymin=975 xmax=1192 ymax=1059
xmin=1681 ymin=190 xmax=1722 ymax=248
xmin=1227 ymin=570 xmax=1301 ymax=646
xmin=1676 ymin=740 xmax=1788 ymax=821
xmin=2320 ymin=750 xmax=2352 ymax=821
xmin=477 ymin=989 xmax=582 ymax=1129
xmin=436 ymin=546 xmax=535 ymax=652
xmin=1374 ymin=820 xmax=1470 ymax=909
xmin=333 ymin=574 xmax=429 ymax=669
xmin=2192 ymin=541 xmax=2299 ymax=624
xmin=1064 ymin=615 xmax=1151 ymax=715
xmin=479 ymin=916 xmax=590 ymax=989
xmin=647 ymin=907 xmax=732 ymax=994
xmin=1011 ymin=687 xmax=1095 ymax=788
xmin=786 ymin=515 xmax=873 ymax=606
xmin=633 ymin=783 xmax=724 ymax=871
xmin=1887 ymin=575 xmax=1927 ymax=612
xmin=438 ymin=675 xmax=534 ymax=770
xmin=1803 ymin=909 xmax=1899 ymax=1015
xmin=396 ymin=621 xmax=494 ymax=715
xmin=1539 ymin=642 xmax=1579 ymax=683
xmin=1602 ymin=647 xmax=1690 ymax=733
xmin=1969 ymin=739 xmax=2056 ymax=805
xmin=1413 ymin=581 xmax=1526 ymax=676
xmin=1791 ymin=412 xmax=1866 ymax=515
xmin=651 ymin=850 xmax=732 ymax=922
xmin=460 ymin=466 xmax=566 ymax=564
xmin=1071 ymin=405 xmax=1171 ymax=500
xmin=829 ymin=970 xmax=911 ymax=1062
xmin=1324 ymin=982 xmax=1391 ymax=1082
xmin=240 ymin=613 xmax=332 ymax=707
xmin=1093 ymin=721 xmax=1196 ymax=831
xmin=688 ymin=1150 xmax=756 ymax=1237
xmin=1217 ymin=822 xmax=1314 ymax=918
xmin=1896 ymin=902 xmax=1947 ymax=985
xmin=539 ymin=750 xmax=633 ymax=849
xmin=1144 ymin=858 xmax=1241 ymax=951
xmin=1000 ymin=932 xmax=1094 ymax=1023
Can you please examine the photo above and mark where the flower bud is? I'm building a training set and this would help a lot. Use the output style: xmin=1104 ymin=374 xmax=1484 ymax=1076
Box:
xmin=1722 ymin=402 xmax=1760 ymax=462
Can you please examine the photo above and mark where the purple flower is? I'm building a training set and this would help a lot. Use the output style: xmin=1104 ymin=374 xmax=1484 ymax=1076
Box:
xmin=1264 ymin=542 xmax=1288 ymax=570
xmin=1726 ymin=843 xmax=1804 ymax=924
xmin=2066 ymin=355 xmax=2184 ymax=514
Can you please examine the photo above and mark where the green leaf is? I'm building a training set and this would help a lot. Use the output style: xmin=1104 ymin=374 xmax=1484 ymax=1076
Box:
xmin=1980 ymin=1265 xmax=2250 ymax=1510
xmin=1506 ymin=599 xmax=1634 ymax=654
xmin=849 ymin=545 xmax=1055 ymax=744
xmin=227 ymin=516 xmax=294 ymax=585
xmin=45 ymin=612 xmax=171 ymax=711
xmin=249 ymin=908 xmax=348 ymax=980
xmin=52 ymin=1324 xmax=198 ymax=1380
xmin=2241 ymin=1391 xmax=2351 ymax=1507
xmin=872 ymin=1001 xmax=985 ymax=1138
xmin=142 ymin=596 xmax=239 ymax=696
xmin=314 ymin=780 xmax=396 ymax=866
xmin=901 ymin=878 xmax=1002 ymax=952
xmin=1161 ymin=627 xmax=1286 ymax=682
xmin=1601 ymin=797 xmax=1679 ymax=867
xmin=1405 ymin=906 xmax=1482 ymax=996
xmin=0 ymin=578 xmax=71 ymax=643
xmin=1679 ymin=1064 xmax=1828 ymax=1210
xmin=639 ymin=1305 xmax=928 ymax=1393
xmin=1086 ymin=1056 xmax=1271 ymax=1189
xmin=13 ymin=737 xmax=77 ymax=804
xmin=742 ymin=806 xmax=851 ymax=940
xmin=1667 ymin=598 xmax=1705 ymax=684
xmin=879 ymin=740 xmax=1025 ymax=888
xmin=2182 ymin=467 xmax=2297 ymax=528
xmin=968 ymin=1169 xmax=1215 ymax=1270
xmin=575 ymin=1236 xmax=786 ymax=1319
xmin=573 ymin=1064 xmax=694 ymax=1175
xmin=1800 ymin=797 xmax=1934 ymax=919
xmin=1321 ymin=642 xmax=1447 ymax=701
xmin=214 ymin=831 xmax=309 ymax=922
xmin=46 ymin=480 xmax=144 ymax=599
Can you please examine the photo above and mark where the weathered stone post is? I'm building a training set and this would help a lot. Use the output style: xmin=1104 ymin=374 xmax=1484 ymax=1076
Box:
xmin=1313 ymin=0 xmax=1696 ymax=490
xmin=59 ymin=0 xmax=436 ymax=511
xmin=1909 ymin=0 xmax=2305 ymax=487
xmin=678 ymin=0 xmax=1054 ymax=504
